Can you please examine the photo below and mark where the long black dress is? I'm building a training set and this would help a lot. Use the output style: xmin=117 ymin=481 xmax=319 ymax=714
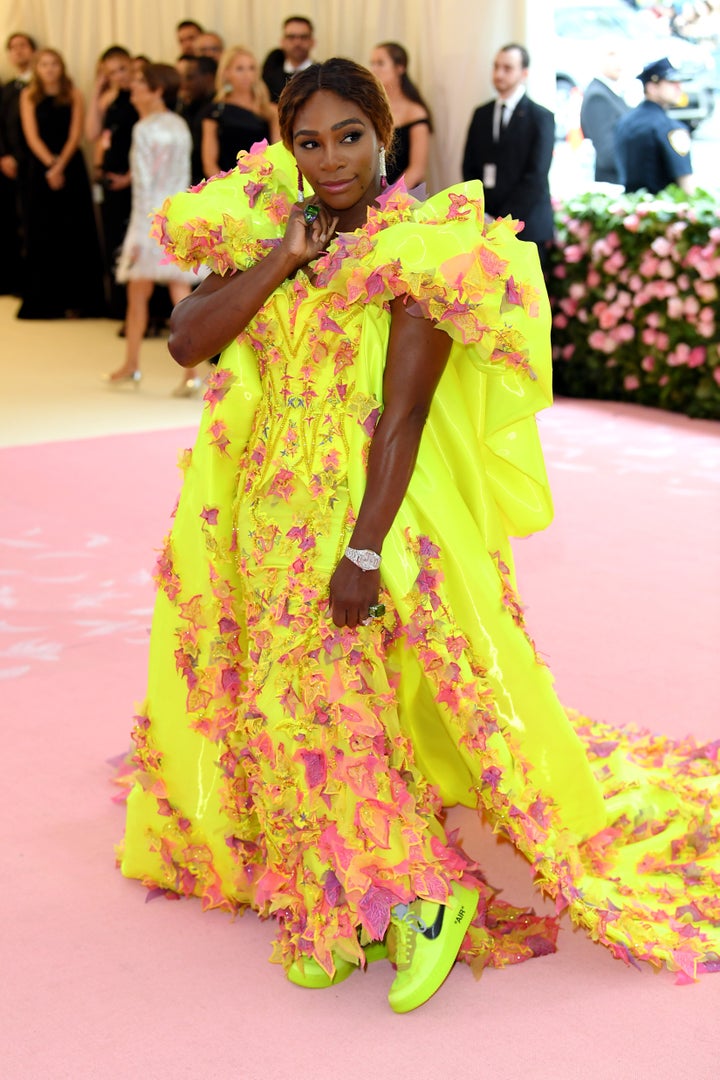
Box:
xmin=98 ymin=89 xmax=138 ymax=318
xmin=17 ymin=95 xmax=105 ymax=319
xmin=205 ymin=102 xmax=270 ymax=173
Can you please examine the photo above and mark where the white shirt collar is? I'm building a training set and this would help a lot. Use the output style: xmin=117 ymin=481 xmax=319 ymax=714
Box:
xmin=283 ymin=57 xmax=313 ymax=75
xmin=496 ymin=85 xmax=526 ymax=118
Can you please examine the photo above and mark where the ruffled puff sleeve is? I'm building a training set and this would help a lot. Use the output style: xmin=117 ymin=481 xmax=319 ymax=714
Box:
xmin=313 ymin=182 xmax=552 ymax=403
xmin=149 ymin=140 xmax=302 ymax=276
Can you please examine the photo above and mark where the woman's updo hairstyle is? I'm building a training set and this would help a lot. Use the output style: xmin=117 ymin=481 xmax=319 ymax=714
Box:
xmin=278 ymin=57 xmax=394 ymax=152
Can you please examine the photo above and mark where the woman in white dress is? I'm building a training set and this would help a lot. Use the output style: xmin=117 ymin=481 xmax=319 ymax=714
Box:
xmin=108 ymin=61 xmax=198 ymax=390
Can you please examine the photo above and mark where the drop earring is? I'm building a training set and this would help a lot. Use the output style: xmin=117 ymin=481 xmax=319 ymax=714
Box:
xmin=296 ymin=164 xmax=305 ymax=202
xmin=379 ymin=146 xmax=387 ymax=190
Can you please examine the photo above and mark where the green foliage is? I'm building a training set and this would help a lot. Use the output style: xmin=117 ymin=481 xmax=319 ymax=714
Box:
xmin=549 ymin=187 xmax=720 ymax=419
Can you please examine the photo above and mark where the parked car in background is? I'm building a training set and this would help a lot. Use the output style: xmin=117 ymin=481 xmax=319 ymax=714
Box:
xmin=554 ymin=0 xmax=718 ymax=137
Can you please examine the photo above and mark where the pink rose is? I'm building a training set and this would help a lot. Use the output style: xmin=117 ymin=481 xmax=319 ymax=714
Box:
xmin=676 ymin=273 xmax=690 ymax=291
xmin=699 ymin=306 xmax=715 ymax=322
xmin=554 ymin=265 xmax=567 ymax=279
xmin=587 ymin=269 xmax=601 ymax=287
xmin=713 ymin=368 xmax=720 ymax=386
xmin=696 ymin=281 xmax=717 ymax=302
xmin=668 ymin=344 xmax=689 ymax=366
xmin=562 ymin=344 xmax=575 ymax=359
xmin=623 ymin=375 xmax=640 ymax=391
xmin=641 ymin=355 xmax=655 ymax=372
xmin=657 ymin=259 xmax=674 ymax=279
xmin=588 ymin=329 xmax=607 ymax=350
xmin=651 ymin=236 xmax=672 ymax=257
xmin=683 ymin=296 xmax=700 ymax=317
xmin=564 ymin=244 xmax=584 ymax=263
xmin=569 ymin=282 xmax=586 ymax=300
xmin=645 ymin=312 xmax=661 ymax=328
xmin=554 ymin=312 xmax=568 ymax=328
xmin=655 ymin=332 xmax=670 ymax=351
xmin=604 ymin=252 xmax=625 ymax=274
xmin=599 ymin=308 xmax=618 ymax=330
xmin=640 ymin=254 xmax=659 ymax=277
xmin=698 ymin=321 xmax=716 ymax=338
xmin=641 ymin=327 xmax=656 ymax=346
xmin=658 ymin=375 xmax=669 ymax=386
xmin=667 ymin=297 xmax=683 ymax=320
xmin=709 ymin=226 xmax=720 ymax=243
xmin=623 ymin=214 xmax=640 ymax=233
xmin=629 ymin=274 xmax=643 ymax=292
xmin=688 ymin=346 xmax=706 ymax=368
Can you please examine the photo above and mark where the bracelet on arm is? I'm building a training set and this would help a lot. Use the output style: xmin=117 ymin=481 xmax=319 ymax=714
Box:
xmin=344 ymin=546 xmax=381 ymax=572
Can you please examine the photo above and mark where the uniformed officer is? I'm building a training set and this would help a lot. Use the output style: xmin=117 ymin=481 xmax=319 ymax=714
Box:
xmin=614 ymin=57 xmax=695 ymax=195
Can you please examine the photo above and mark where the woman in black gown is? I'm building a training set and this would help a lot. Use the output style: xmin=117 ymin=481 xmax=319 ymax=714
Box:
xmin=202 ymin=46 xmax=279 ymax=177
xmin=370 ymin=42 xmax=432 ymax=190
xmin=18 ymin=48 xmax=105 ymax=319
xmin=86 ymin=46 xmax=138 ymax=319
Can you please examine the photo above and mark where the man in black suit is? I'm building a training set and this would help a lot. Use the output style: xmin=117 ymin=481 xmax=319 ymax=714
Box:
xmin=0 ymin=31 xmax=36 ymax=295
xmin=462 ymin=44 xmax=555 ymax=259
xmin=580 ymin=49 xmax=630 ymax=184
xmin=262 ymin=16 xmax=316 ymax=104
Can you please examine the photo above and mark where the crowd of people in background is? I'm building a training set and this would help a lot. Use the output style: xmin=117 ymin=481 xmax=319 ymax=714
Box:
xmin=0 ymin=12 xmax=711 ymax=389
xmin=0 ymin=15 xmax=441 ymax=366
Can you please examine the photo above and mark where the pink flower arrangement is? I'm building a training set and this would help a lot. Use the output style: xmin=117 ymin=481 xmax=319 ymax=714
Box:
xmin=550 ymin=187 xmax=720 ymax=419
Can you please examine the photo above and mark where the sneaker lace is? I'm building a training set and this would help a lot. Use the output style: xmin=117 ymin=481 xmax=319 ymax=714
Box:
xmin=391 ymin=902 xmax=427 ymax=967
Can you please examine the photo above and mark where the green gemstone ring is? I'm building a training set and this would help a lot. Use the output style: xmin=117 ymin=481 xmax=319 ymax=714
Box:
xmin=367 ymin=603 xmax=385 ymax=619
xmin=303 ymin=204 xmax=320 ymax=225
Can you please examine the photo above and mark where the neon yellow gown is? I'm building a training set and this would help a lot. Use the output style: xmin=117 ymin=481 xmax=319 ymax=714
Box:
xmin=119 ymin=143 xmax=720 ymax=981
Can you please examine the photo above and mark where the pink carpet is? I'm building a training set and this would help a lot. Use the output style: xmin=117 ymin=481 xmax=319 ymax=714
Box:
xmin=2 ymin=400 xmax=718 ymax=1080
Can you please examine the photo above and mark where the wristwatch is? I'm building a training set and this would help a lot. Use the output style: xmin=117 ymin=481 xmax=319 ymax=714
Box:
xmin=344 ymin=546 xmax=381 ymax=572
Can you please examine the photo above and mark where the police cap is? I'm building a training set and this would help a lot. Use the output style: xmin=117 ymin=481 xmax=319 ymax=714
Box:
xmin=636 ymin=57 xmax=688 ymax=84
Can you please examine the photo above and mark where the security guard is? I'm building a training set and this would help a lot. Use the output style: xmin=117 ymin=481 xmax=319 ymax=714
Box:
xmin=614 ymin=57 xmax=695 ymax=195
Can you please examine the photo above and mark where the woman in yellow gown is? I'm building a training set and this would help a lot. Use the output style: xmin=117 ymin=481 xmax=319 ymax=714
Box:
xmin=119 ymin=60 xmax=720 ymax=1011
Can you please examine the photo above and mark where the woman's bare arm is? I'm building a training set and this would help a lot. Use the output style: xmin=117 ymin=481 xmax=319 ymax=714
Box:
xmin=201 ymin=116 xmax=219 ymax=179
xmin=267 ymin=104 xmax=280 ymax=144
xmin=329 ymin=298 xmax=452 ymax=626
xmin=168 ymin=202 xmax=339 ymax=366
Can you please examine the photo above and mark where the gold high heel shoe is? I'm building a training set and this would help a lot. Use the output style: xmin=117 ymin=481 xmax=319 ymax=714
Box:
xmin=103 ymin=370 xmax=142 ymax=388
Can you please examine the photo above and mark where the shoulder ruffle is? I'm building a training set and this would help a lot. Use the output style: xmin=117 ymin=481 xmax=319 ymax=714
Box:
xmin=150 ymin=141 xmax=303 ymax=275
xmin=315 ymin=185 xmax=550 ymax=396
xmin=151 ymin=141 xmax=549 ymax=397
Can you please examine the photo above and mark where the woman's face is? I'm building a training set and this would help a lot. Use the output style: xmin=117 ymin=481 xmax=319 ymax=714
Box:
xmin=292 ymin=90 xmax=381 ymax=227
xmin=130 ymin=71 xmax=160 ymax=111
xmin=104 ymin=56 xmax=132 ymax=92
xmin=369 ymin=48 xmax=400 ymax=89
xmin=224 ymin=53 xmax=256 ymax=91
xmin=35 ymin=52 xmax=63 ymax=87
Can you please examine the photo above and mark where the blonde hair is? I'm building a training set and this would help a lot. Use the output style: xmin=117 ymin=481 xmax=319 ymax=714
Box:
xmin=27 ymin=48 xmax=73 ymax=105
xmin=216 ymin=45 xmax=272 ymax=118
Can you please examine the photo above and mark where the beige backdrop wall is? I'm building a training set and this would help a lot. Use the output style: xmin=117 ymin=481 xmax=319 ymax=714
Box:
xmin=1 ymin=0 xmax=558 ymax=191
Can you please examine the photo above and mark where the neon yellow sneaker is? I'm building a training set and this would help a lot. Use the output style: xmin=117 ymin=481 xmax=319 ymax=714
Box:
xmin=287 ymin=940 xmax=388 ymax=989
xmin=387 ymin=882 xmax=479 ymax=1013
